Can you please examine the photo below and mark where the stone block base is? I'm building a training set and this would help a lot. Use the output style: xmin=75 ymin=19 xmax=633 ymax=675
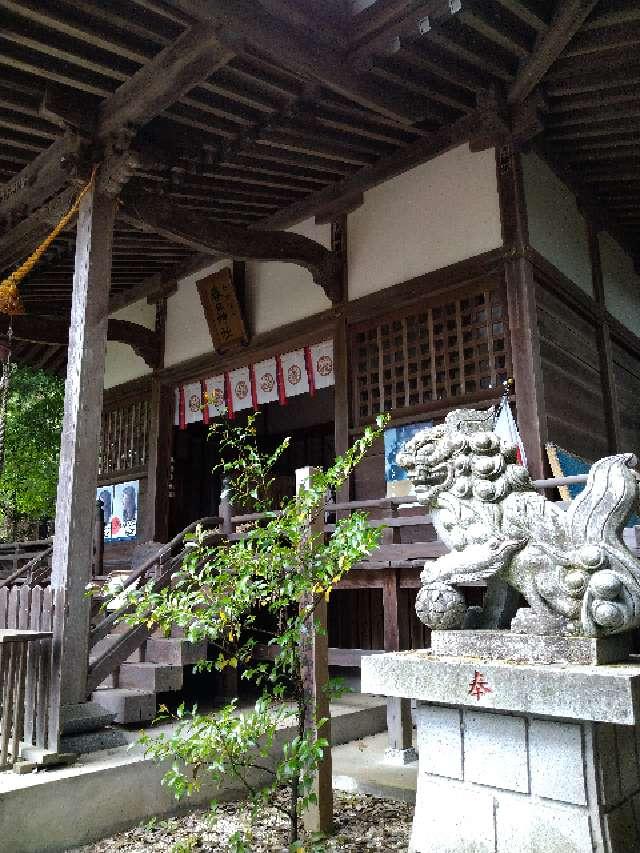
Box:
xmin=431 ymin=629 xmax=632 ymax=665
xmin=411 ymin=702 xmax=640 ymax=853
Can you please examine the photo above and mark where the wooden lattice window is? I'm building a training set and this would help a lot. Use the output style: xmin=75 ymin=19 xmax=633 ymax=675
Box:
xmin=99 ymin=399 xmax=151 ymax=478
xmin=351 ymin=281 xmax=511 ymax=424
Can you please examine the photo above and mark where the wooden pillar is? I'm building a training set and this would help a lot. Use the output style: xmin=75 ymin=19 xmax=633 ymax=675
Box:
xmin=144 ymin=298 xmax=173 ymax=543
xmin=50 ymin=182 xmax=116 ymax=709
xmin=382 ymin=501 xmax=415 ymax=761
xmin=496 ymin=145 xmax=547 ymax=480
xmin=332 ymin=217 xmax=350 ymax=505
xmin=588 ymin=224 xmax=621 ymax=453
xmin=297 ymin=466 xmax=333 ymax=835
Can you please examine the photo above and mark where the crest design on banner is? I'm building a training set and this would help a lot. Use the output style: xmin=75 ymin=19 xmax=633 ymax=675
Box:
xmin=260 ymin=372 xmax=275 ymax=393
xmin=317 ymin=355 xmax=333 ymax=376
xmin=175 ymin=340 xmax=334 ymax=426
xmin=288 ymin=364 xmax=302 ymax=385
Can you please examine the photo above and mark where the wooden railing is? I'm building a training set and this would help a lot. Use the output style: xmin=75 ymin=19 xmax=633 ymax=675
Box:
xmin=0 ymin=584 xmax=59 ymax=769
xmin=0 ymin=541 xmax=53 ymax=588
xmin=86 ymin=516 xmax=222 ymax=694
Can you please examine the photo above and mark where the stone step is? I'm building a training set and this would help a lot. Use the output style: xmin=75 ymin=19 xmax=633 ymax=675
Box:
xmin=91 ymin=688 xmax=157 ymax=724
xmin=144 ymin=637 xmax=208 ymax=666
xmin=118 ymin=662 xmax=183 ymax=693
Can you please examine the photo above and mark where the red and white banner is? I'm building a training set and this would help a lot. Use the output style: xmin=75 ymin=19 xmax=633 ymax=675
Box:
xmin=253 ymin=357 xmax=280 ymax=405
xmin=228 ymin=366 xmax=253 ymax=413
xmin=494 ymin=400 xmax=528 ymax=469
xmin=175 ymin=382 xmax=204 ymax=428
xmin=280 ymin=349 xmax=309 ymax=399
xmin=204 ymin=375 xmax=226 ymax=418
xmin=309 ymin=340 xmax=334 ymax=390
xmin=174 ymin=339 xmax=335 ymax=426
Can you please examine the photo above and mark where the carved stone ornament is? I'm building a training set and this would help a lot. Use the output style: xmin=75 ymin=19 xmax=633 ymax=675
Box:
xmin=397 ymin=408 xmax=640 ymax=638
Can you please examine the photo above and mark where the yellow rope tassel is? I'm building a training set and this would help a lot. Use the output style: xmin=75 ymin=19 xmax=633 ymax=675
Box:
xmin=0 ymin=167 xmax=98 ymax=316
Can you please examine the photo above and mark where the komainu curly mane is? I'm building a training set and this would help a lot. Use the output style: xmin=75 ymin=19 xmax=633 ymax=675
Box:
xmin=398 ymin=408 xmax=640 ymax=638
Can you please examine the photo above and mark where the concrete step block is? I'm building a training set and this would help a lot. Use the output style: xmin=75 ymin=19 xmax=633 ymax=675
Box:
xmin=145 ymin=637 xmax=208 ymax=666
xmin=119 ymin=662 xmax=183 ymax=693
xmin=91 ymin=688 xmax=157 ymax=724
xmin=95 ymin=673 xmax=117 ymax=690
xmin=126 ymin=646 xmax=145 ymax=663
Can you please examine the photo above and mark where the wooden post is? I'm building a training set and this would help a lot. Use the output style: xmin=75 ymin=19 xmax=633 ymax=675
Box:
xmin=332 ymin=218 xmax=350 ymax=509
xmin=50 ymin=181 xmax=116 ymax=710
xmin=93 ymin=500 xmax=104 ymax=577
xmin=588 ymin=224 xmax=622 ymax=453
xmin=296 ymin=466 xmax=333 ymax=835
xmin=382 ymin=501 xmax=415 ymax=762
xmin=144 ymin=298 xmax=172 ymax=542
xmin=496 ymin=145 xmax=548 ymax=480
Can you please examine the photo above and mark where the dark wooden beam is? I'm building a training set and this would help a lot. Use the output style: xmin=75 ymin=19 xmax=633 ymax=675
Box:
xmin=0 ymin=188 xmax=76 ymax=274
xmin=496 ymin=144 xmax=548 ymax=479
xmin=256 ymin=106 xmax=488 ymax=229
xmin=108 ymin=254 xmax=212 ymax=313
xmin=588 ymin=223 xmax=621 ymax=453
xmin=508 ymin=0 xmax=600 ymax=104
xmin=0 ymin=132 xmax=87 ymax=226
xmin=96 ymin=23 xmax=236 ymax=140
xmin=170 ymin=0 xmax=425 ymax=123
xmin=120 ymin=189 xmax=343 ymax=301
xmin=350 ymin=0 xmax=463 ymax=70
xmin=107 ymin=319 xmax=163 ymax=368
xmin=0 ymin=315 xmax=161 ymax=367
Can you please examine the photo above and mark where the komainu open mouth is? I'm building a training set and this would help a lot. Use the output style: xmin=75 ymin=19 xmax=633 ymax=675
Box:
xmin=420 ymin=464 xmax=449 ymax=487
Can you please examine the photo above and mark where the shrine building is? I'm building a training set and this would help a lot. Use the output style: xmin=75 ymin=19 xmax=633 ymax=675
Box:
xmin=1 ymin=0 xmax=639 ymax=769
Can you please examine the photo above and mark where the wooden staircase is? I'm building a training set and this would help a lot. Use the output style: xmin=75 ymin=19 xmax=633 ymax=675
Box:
xmin=87 ymin=517 xmax=222 ymax=724
xmin=91 ymin=630 xmax=208 ymax=723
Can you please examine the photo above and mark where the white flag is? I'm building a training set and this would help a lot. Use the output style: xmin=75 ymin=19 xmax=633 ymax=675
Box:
xmin=204 ymin=375 xmax=226 ymax=418
xmin=281 ymin=349 xmax=309 ymax=398
xmin=229 ymin=366 xmax=253 ymax=412
xmin=254 ymin=357 xmax=279 ymax=405
xmin=183 ymin=381 xmax=203 ymax=424
xmin=310 ymin=339 xmax=335 ymax=390
xmin=494 ymin=401 xmax=527 ymax=468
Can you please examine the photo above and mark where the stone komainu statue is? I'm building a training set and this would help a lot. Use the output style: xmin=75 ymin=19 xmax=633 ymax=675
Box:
xmin=397 ymin=408 xmax=640 ymax=637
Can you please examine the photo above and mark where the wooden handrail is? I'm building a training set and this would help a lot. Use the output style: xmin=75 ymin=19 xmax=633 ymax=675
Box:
xmin=87 ymin=544 xmax=219 ymax=693
xmin=0 ymin=545 xmax=53 ymax=591
xmin=89 ymin=516 xmax=221 ymax=648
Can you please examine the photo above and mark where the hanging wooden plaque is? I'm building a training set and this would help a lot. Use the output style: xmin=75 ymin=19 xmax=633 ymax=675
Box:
xmin=197 ymin=267 xmax=248 ymax=352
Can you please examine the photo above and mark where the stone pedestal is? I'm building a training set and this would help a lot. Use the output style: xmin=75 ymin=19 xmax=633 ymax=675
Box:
xmin=362 ymin=648 xmax=640 ymax=853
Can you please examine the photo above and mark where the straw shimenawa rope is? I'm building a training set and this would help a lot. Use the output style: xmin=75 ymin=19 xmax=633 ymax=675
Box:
xmin=0 ymin=167 xmax=97 ymax=316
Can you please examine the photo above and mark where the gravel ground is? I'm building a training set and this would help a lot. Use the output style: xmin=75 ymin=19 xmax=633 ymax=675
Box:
xmin=72 ymin=791 xmax=412 ymax=852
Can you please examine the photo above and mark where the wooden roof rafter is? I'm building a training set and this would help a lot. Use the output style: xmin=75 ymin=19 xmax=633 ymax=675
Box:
xmin=1 ymin=0 xmax=639 ymax=358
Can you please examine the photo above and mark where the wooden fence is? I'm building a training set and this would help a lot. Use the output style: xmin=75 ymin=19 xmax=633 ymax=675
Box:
xmin=0 ymin=585 xmax=58 ymax=769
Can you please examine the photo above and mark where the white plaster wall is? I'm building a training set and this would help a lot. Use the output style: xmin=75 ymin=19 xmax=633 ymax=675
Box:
xmin=164 ymin=259 xmax=229 ymax=367
xmin=522 ymin=152 xmax=592 ymax=297
xmin=103 ymin=299 xmax=157 ymax=390
xmin=347 ymin=144 xmax=503 ymax=300
xmin=600 ymin=232 xmax=640 ymax=337
xmin=246 ymin=218 xmax=333 ymax=336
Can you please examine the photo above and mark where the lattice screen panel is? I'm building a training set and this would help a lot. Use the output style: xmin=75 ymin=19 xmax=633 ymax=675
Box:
xmin=99 ymin=399 xmax=151 ymax=477
xmin=351 ymin=283 xmax=510 ymax=424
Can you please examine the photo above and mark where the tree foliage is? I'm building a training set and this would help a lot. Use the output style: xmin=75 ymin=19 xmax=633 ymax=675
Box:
xmin=0 ymin=364 xmax=64 ymax=534
xmin=123 ymin=411 xmax=387 ymax=851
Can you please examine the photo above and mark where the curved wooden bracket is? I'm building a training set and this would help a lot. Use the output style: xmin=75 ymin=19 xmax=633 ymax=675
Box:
xmin=0 ymin=316 xmax=162 ymax=370
xmin=120 ymin=189 xmax=343 ymax=303
xmin=107 ymin=319 xmax=162 ymax=369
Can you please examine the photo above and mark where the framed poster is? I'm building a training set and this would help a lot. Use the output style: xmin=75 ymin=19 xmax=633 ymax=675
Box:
xmin=96 ymin=480 xmax=139 ymax=541
xmin=197 ymin=267 xmax=248 ymax=353
xmin=384 ymin=422 xmax=431 ymax=482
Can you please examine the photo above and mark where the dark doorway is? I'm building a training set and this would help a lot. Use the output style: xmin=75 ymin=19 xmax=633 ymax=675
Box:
xmin=169 ymin=387 xmax=335 ymax=536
